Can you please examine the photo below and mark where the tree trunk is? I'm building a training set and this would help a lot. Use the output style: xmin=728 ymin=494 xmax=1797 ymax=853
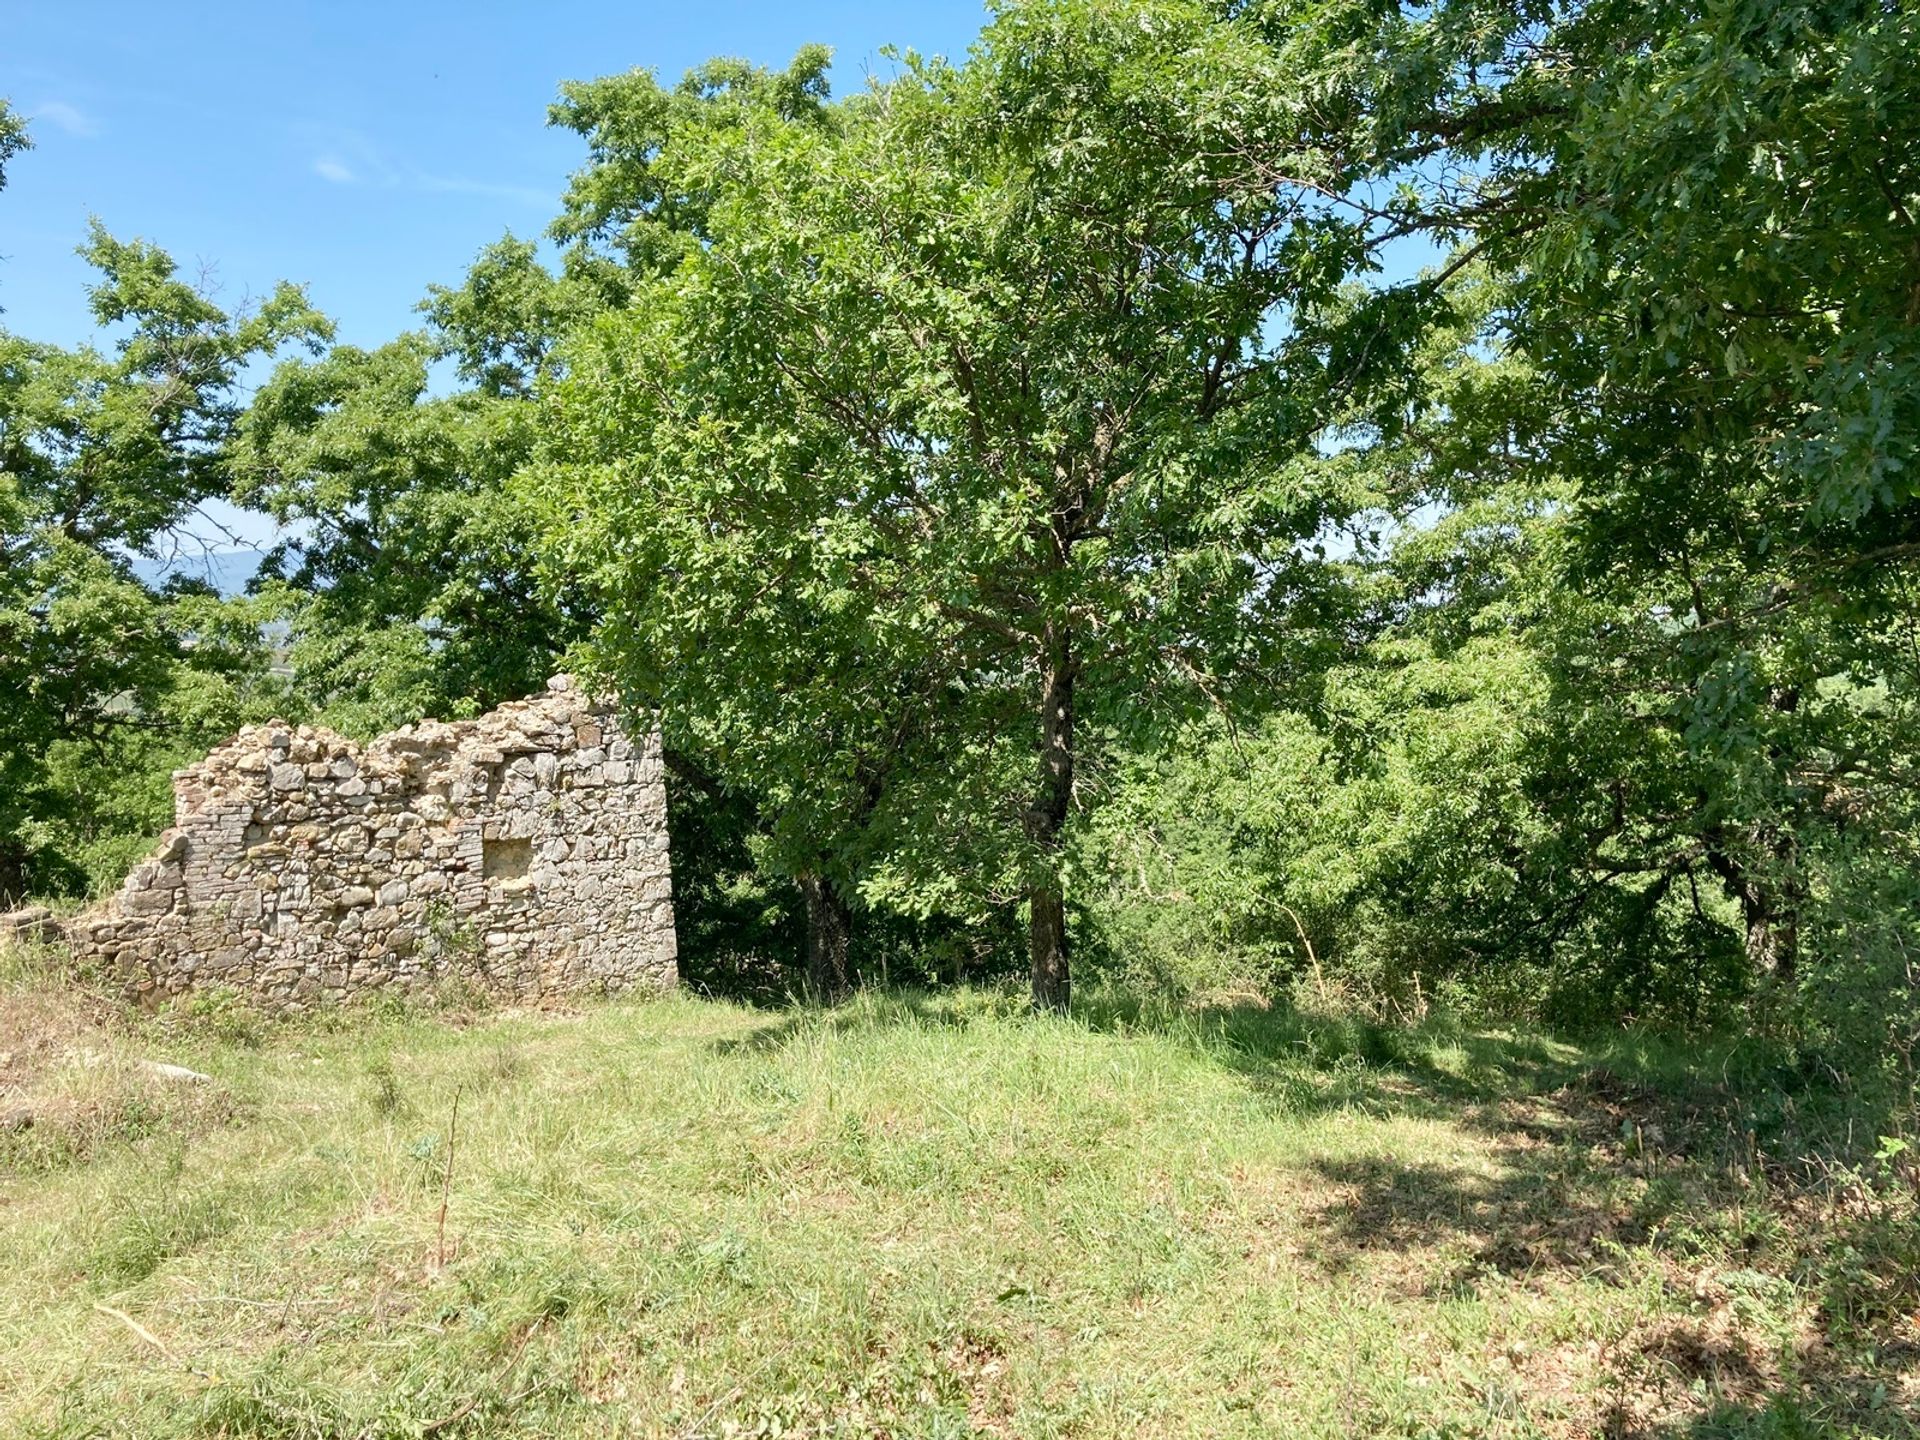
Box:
xmin=1740 ymin=827 xmax=1803 ymax=988
xmin=1704 ymin=830 xmax=1801 ymax=988
xmin=1026 ymin=628 xmax=1074 ymax=1013
xmin=800 ymin=873 xmax=852 ymax=1004
xmin=0 ymin=843 xmax=27 ymax=911
xmin=1030 ymin=880 xmax=1069 ymax=1011
xmin=1740 ymin=886 xmax=1799 ymax=987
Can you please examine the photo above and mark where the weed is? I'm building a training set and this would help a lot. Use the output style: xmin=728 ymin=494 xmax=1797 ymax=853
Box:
xmin=157 ymin=985 xmax=266 ymax=1049
xmin=87 ymin=1169 xmax=239 ymax=1285
xmin=483 ymin=1043 xmax=524 ymax=1085
xmin=426 ymin=970 xmax=495 ymax=1022
xmin=362 ymin=1057 xmax=410 ymax=1119
xmin=422 ymin=899 xmax=479 ymax=961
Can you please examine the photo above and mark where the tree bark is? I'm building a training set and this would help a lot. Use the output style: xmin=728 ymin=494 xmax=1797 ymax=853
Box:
xmin=1740 ymin=885 xmax=1799 ymax=987
xmin=0 ymin=843 xmax=27 ymax=911
xmin=1744 ymin=824 xmax=1803 ymax=987
xmin=1704 ymin=830 xmax=1801 ymax=988
xmin=1026 ymin=627 xmax=1074 ymax=1013
xmin=800 ymin=873 xmax=852 ymax=1004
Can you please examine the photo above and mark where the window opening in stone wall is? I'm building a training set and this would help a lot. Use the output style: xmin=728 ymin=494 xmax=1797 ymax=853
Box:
xmin=483 ymin=836 xmax=533 ymax=881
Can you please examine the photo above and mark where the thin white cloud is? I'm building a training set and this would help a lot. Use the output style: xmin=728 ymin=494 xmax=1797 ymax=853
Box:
xmin=298 ymin=126 xmax=399 ymax=188
xmin=31 ymin=100 xmax=99 ymax=137
xmin=302 ymin=125 xmax=546 ymax=208
xmin=418 ymin=174 xmax=550 ymax=208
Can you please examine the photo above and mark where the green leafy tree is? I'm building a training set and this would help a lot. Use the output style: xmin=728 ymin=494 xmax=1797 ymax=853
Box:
xmin=1071 ymin=301 xmax=1750 ymax=1024
xmin=231 ymin=46 xmax=840 ymax=740
xmin=536 ymin=49 xmax=950 ymax=1001
xmin=546 ymin=45 xmax=835 ymax=304
xmin=0 ymin=100 xmax=27 ymax=195
xmin=1371 ymin=0 xmax=1920 ymax=987
xmin=1171 ymin=0 xmax=1920 ymax=1034
xmin=532 ymin=0 xmax=1432 ymax=1009
xmin=0 ymin=227 xmax=324 ymax=899
xmin=231 ymin=247 xmax=576 ymax=734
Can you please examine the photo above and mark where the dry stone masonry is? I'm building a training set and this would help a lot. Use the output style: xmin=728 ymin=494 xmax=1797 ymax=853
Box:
xmin=55 ymin=677 xmax=676 ymax=1009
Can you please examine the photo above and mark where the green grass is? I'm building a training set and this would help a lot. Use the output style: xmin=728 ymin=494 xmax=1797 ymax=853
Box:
xmin=1 ymin=967 xmax=1915 ymax=1439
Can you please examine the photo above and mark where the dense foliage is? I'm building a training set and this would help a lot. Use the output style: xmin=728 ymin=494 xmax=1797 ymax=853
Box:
xmin=1 ymin=3 xmax=1915 ymax=1082
xmin=228 ymin=241 xmax=577 ymax=735
xmin=527 ymin=7 xmax=1435 ymax=1007
xmin=0 ymin=227 xmax=323 ymax=899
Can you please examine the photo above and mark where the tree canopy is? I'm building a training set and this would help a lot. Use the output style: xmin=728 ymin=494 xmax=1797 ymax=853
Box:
xmin=0 ymin=225 xmax=325 ymax=898
xmin=1 ymin=2 xmax=1916 ymax=1054
xmin=530 ymin=0 xmax=1438 ymax=1007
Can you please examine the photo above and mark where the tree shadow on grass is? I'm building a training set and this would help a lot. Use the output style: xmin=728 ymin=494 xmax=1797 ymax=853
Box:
xmin=708 ymin=985 xmax=1917 ymax=1437
xmin=1291 ymin=1137 xmax=1917 ymax=1436
xmin=705 ymin=990 xmax=986 ymax=1056
xmin=1091 ymin=995 xmax=1918 ymax=1440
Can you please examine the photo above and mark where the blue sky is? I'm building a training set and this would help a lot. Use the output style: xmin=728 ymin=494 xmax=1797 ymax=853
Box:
xmin=3 ymin=1 xmax=991 ymax=351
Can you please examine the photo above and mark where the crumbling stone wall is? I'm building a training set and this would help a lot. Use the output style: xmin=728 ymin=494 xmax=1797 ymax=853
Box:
xmin=57 ymin=676 xmax=676 ymax=1010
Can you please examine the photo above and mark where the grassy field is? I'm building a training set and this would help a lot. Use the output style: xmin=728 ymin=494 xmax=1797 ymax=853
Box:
xmin=2 ymin=951 xmax=1915 ymax=1439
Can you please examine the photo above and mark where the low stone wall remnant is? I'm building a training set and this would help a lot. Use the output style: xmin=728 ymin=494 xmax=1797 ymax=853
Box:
xmin=49 ymin=676 xmax=676 ymax=1009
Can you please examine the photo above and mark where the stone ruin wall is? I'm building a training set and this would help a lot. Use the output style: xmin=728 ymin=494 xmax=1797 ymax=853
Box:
xmin=50 ymin=676 xmax=676 ymax=1010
